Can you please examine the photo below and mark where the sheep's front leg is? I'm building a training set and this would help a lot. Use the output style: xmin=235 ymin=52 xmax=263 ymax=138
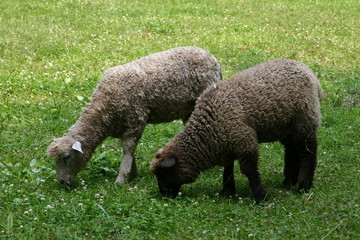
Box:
xmin=220 ymin=162 xmax=236 ymax=196
xmin=115 ymin=128 xmax=144 ymax=185
xmin=239 ymin=152 xmax=267 ymax=203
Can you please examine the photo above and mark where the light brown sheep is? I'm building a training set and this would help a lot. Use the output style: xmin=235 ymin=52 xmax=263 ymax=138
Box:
xmin=150 ymin=58 xmax=322 ymax=202
xmin=47 ymin=46 xmax=222 ymax=185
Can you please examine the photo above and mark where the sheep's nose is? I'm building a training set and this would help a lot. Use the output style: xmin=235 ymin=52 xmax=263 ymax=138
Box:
xmin=58 ymin=176 xmax=72 ymax=185
xmin=59 ymin=179 xmax=69 ymax=185
xmin=159 ymin=185 xmax=181 ymax=198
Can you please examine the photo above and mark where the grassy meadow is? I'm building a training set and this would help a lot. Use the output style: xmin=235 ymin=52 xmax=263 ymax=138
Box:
xmin=1 ymin=0 xmax=359 ymax=239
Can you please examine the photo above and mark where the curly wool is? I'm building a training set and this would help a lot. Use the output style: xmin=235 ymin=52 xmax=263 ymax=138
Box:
xmin=47 ymin=46 xmax=222 ymax=185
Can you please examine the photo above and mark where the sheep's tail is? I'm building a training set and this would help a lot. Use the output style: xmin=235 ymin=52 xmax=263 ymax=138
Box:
xmin=317 ymin=83 xmax=323 ymax=102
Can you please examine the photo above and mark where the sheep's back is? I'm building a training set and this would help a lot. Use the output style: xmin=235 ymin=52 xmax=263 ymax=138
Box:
xmin=198 ymin=59 xmax=322 ymax=143
xmin=91 ymin=47 xmax=221 ymax=123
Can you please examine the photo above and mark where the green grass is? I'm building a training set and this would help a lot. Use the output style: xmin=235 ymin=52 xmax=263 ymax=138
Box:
xmin=1 ymin=0 xmax=359 ymax=239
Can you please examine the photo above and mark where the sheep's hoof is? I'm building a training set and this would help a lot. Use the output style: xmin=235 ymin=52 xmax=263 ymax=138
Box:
xmin=114 ymin=176 xmax=127 ymax=185
xmin=254 ymin=190 xmax=268 ymax=204
xmin=114 ymin=174 xmax=131 ymax=185
xmin=114 ymin=171 xmax=138 ymax=185
xmin=298 ymin=181 xmax=312 ymax=194
xmin=220 ymin=186 xmax=236 ymax=196
xmin=283 ymin=177 xmax=298 ymax=187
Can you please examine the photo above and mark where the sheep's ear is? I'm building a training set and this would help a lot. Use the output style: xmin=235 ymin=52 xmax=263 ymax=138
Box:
xmin=160 ymin=157 xmax=176 ymax=168
xmin=72 ymin=141 xmax=83 ymax=153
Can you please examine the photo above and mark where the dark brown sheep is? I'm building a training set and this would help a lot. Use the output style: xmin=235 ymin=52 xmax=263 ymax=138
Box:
xmin=150 ymin=58 xmax=322 ymax=202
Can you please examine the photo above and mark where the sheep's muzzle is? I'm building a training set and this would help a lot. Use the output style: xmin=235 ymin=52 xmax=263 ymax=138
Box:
xmin=158 ymin=182 xmax=181 ymax=198
xmin=57 ymin=173 xmax=75 ymax=185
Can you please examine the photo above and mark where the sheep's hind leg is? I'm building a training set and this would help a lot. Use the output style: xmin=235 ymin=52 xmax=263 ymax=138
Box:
xmin=115 ymin=129 xmax=144 ymax=185
xmin=281 ymin=136 xmax=300 ymax=187
xmin=297 ymin=132 xmax=318 ymax=192
xmin=220 ymin=162 xmax=236 ymax=196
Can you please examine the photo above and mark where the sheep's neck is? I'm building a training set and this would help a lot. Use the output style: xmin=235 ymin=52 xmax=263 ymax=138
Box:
xmin=68 ymin=113 xmax=109 ymax=157
xmin=178 ymin=123 xmax=218 ymax=173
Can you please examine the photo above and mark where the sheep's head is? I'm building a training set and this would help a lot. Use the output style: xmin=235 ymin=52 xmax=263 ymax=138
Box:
xmin=46 ymin=136 xmax=87 ymax=185
xmin=150 ymin=148 xmax=195 ymax=198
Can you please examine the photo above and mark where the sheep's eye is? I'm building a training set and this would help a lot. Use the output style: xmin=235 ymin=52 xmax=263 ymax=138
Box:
xmin=62 ymin=152 xmax=71 ymax=161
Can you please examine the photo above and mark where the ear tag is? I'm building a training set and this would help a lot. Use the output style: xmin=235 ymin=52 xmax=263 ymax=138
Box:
xmin=160 ymin=157 xmax=176 ymax=168
xmin=72 ymin=141 xmax=83 ymax=153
